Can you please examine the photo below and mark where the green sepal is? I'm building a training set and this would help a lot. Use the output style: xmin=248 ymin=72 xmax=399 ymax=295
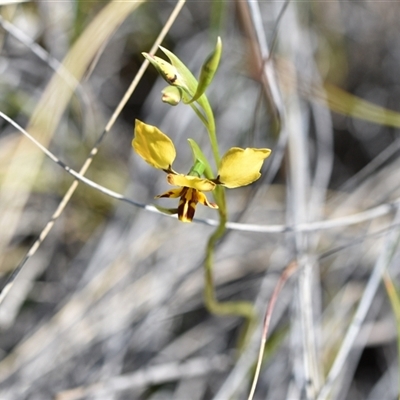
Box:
xmin=186 ymin=37 xmax=222 ymax=104
xmin=153 ymin=204 xmax=178 ymax=216
xmin=187 ymin=138 xmax=214 ymax=180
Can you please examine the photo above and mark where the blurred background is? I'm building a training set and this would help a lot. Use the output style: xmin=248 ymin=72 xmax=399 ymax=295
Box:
xmin=0 ymin=0 xmax=400 ymax=399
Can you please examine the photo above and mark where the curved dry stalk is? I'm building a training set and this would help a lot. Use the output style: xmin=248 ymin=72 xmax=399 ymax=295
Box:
xmin=0 ymin=0 xmax=187 ymax=307
xmin=248 ymin=260 xmax=297 ymax=400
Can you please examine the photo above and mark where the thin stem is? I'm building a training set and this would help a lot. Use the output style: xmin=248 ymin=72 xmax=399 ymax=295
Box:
xmin=197 ymin=89 xmax=256 ymax=348
xmin=199 ymin=96 xmax=221 ymax=167
xmin=189 ymin=102 xmax=209 ymax=131
xmin=248 ymin=261 xmax=298 ymax=400
xmin=203 ymin=205 xmax=256 ymax=346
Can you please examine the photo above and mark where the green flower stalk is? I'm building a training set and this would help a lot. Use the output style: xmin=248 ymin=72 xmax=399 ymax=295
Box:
xmin=133 ymin=38 xmax=272 ymax=348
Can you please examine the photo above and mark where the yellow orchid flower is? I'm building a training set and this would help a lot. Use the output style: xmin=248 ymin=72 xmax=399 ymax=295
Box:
xmin=155 ymin=185 xmax=218 ymax=223
xmin=132 ymin=120 xmax=271 ymax=222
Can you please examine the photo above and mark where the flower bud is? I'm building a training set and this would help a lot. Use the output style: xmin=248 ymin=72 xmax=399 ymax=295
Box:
xmin=161 ymin=86 xmax=182 ymax=106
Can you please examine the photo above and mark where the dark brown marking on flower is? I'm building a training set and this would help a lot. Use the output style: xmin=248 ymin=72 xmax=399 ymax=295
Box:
xmin=211 ymin=175 xmax=222 ymax=185
xmin=166 ymin=174 xmax=174 ymax=185
xmin=156 ymin=190 xmax=176 ymax=198
xmin=158 ymin=60 xmax=178 ymax=83
xmin=177 ymin=197 xmax=188 ymax=222
xmin=168 ymin=74 xmax=178 ymax=84
xmin=187 ymin=200 xmax=196 ymax=221
xmin=177 ymin=188 xmax=198 ymax=222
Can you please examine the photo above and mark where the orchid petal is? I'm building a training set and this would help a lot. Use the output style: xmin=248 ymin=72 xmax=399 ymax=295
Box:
xmin=133 ymin=120 xmax=176 ymax=170
xmin=155 ymin=188 xmax=182 ymax=199
xmin=197 ymin=191 xmax=218 ymax=209
xmin=217 ymin=147 xmax=271 ymax=188
xmin=167 ymin=174 xmax=216 ymax=191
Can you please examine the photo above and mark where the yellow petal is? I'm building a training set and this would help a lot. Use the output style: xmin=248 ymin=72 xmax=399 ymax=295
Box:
xmin=218 ymin=147 xmax=271 ymax=188
xmin=132 ymin=120 xmax=176 ymax=170
xmin=197 ymin=191 xmax=218 ymax=209
xmin=167 ymin=174 xmax=216 ymax=191
xmin=155 ymin=188 xmax=182 ymax=199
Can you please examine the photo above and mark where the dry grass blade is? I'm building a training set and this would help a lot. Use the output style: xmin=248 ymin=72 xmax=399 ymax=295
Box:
xmin=0 ymin=0 xmax=186 ymax=314
xmin=236 ymin=0 xmax=284 ymax=135
xmin=0 ymin=1 xmax=142 ymax=269
xmin=317 ymin=211 xmax=400 ymax=400
xmin=383 ymin=271 xmax=400 ymax=397
xmin=0 ymin=14 xmax=75 ymax=85
xmin=55 ymin=354 xmax=231 ymax=400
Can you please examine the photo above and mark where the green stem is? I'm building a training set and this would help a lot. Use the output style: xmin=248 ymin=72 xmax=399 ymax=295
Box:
xmin=197 ymin=96 xmax=221 ymax=167
xmin=195 ymin=95 xmax=257 ymax=349
xmin=190 ymin=102 xmax=209 ymax=131
xmin=203 ymin=195 xmax=256 ymax=349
